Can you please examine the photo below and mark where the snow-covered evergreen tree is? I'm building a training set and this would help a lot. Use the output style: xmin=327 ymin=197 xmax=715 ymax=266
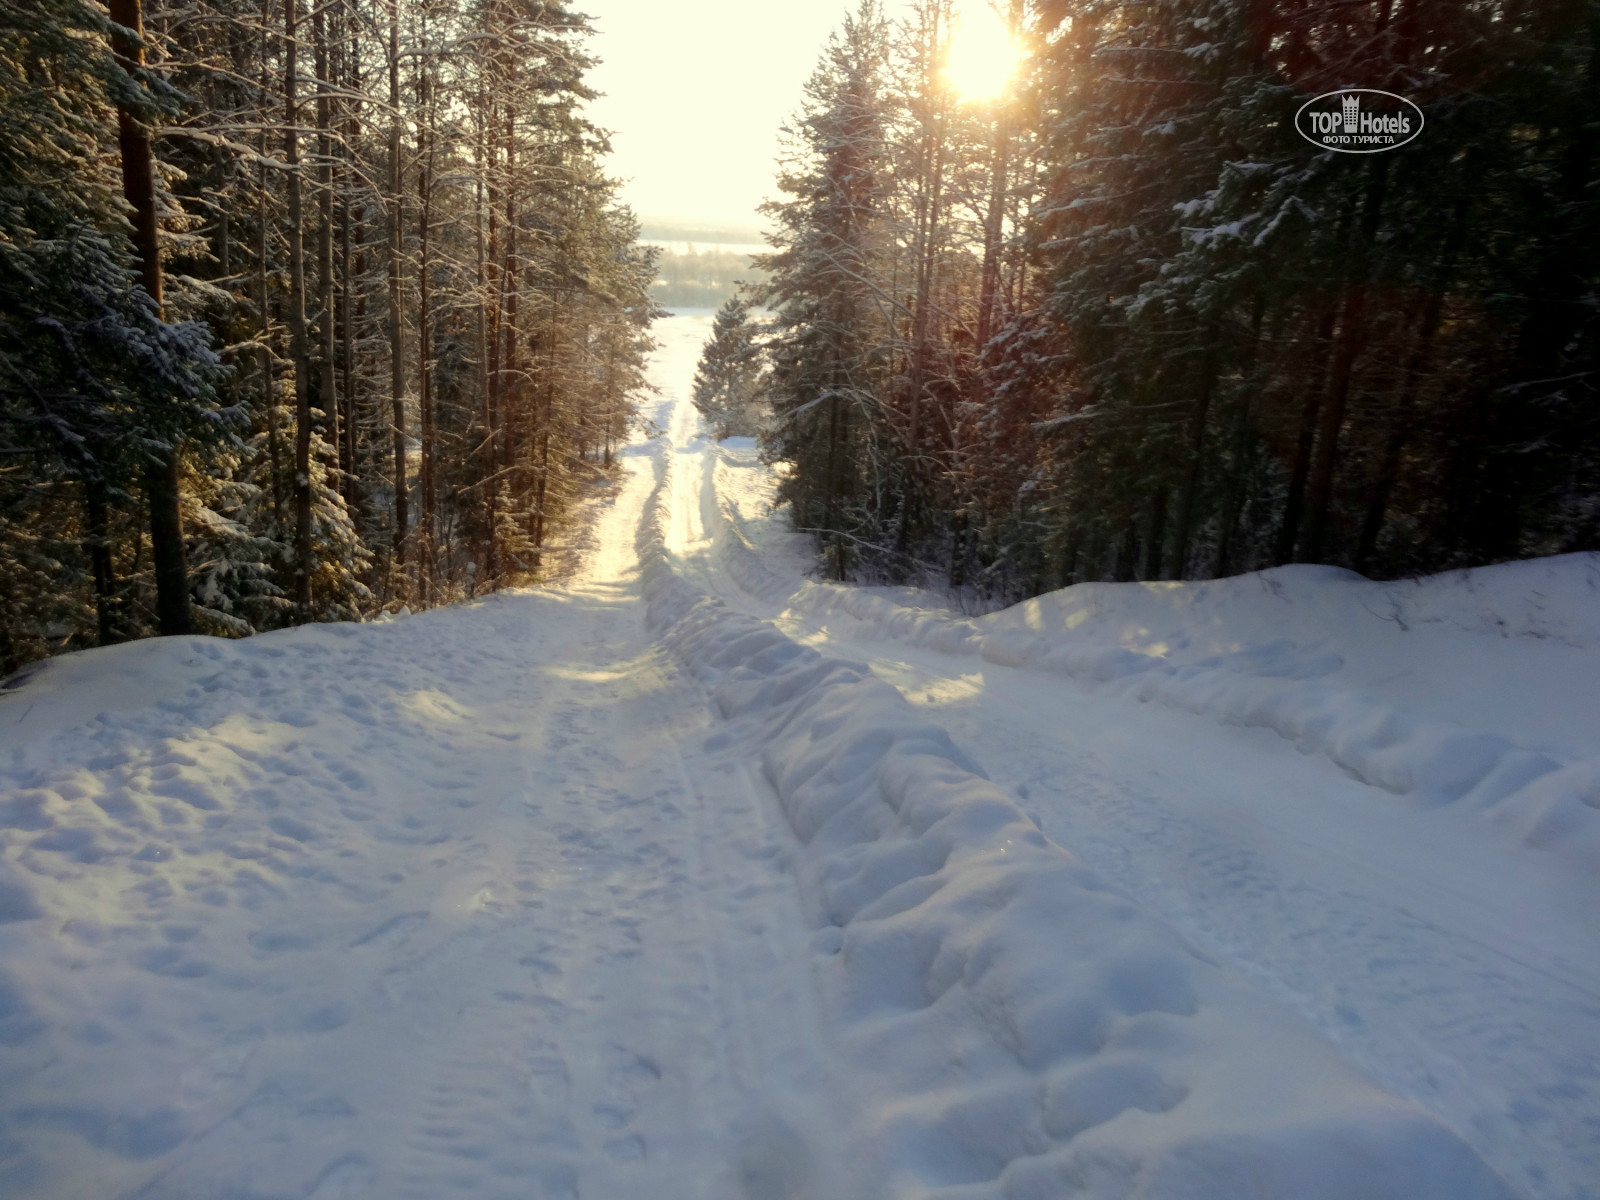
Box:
xmin=691 ymin=298 xmax=768 ymax=438
xmin=757 ymin=1 xmax=895 ymax=579
xmin=0 ymin=0 xmax=222 ymax=671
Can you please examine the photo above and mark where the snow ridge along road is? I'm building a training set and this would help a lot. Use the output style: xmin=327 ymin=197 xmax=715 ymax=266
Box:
xmin=674 ymin=321 xmax=1599 ymax=1198
xmin=639 ymin=445 xmax=1513 ymax=1198
xmin=0 ymin=309 xmax=1586 ymax=1198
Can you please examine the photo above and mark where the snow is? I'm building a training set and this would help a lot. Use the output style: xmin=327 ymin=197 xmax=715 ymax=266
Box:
xmin=0 ymin=404 xmax=840 ymax=1195
xmin=769 ymin=556 xmax=1600 ymax=871
xmin=1 ymin=309 xmax=1590 ymax=1198
xmin=641 ymin=466 xmax=1512 ymax=1199
xmin=703 ymin=426 xmax=1600 ymax=1199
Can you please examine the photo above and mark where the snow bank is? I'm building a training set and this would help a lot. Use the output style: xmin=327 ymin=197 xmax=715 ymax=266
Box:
xmin=770 ymin=556 xmax=1600 ymax=869
xmin=707 ymin=459 xmax=806 ymax=605
xmin=639 ymin=455 xmax=1515 ymax=1200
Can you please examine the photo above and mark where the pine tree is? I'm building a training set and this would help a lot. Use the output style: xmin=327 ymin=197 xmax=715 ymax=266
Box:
xmin=692 ymin=298 xmax=767 ymax=438
xmin=2 ymin=0 xmax=656 ymax=667
xmin=757 ymin=0 xmax=894 ymax=579
xmin=0 ymin=0 xmax=221 ymax=672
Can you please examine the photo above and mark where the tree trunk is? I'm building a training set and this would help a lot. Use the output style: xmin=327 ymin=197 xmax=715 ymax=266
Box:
xmin=284 ymin=0 xmax=315 ymax=619
xmin=501 ymin=117 xmax=520 ymax=493
xmin=1166 ymin=326 xmax=1219 ymax=579
xmin=474 ymin=107 xmax=496 ymax=581
xmin=84 ymin=477 xmax=118 ymax=645
xmin=1273 ymin=303 xmax=1338 ymax=564
xmin=259 ymin=157 xmax=281 ymax=530
xmin=1303 ymin=155 xmax=1390 ymax=564
xmin=1213 ymin=296 xmax=1269 ymax=578
xmin=340 ymin=197 xmax=358 ymax=514
xmin=1212 ymin=395 xmax=1254 ymax=579
xmin=417 ymin=90 xmax=436 ymax=603
xmin=1141 ymin=488 xmax=1167 ymax=581
xmin=388 ymin=0 xmax=408 ymax=570
xmin=1355 ymin=205 xmax=1465 ymax=573
xmin=339 ymin=13 xmax=361 ymax=519
xmin=257 ymin=0 xmax=281 ymax=532
xmin=314 ymin=4 xmax=338 ymax=504
xmin=108 ymin=0 xmax=191 ymax=635
xmin=1114 ymin=519 xmax=1138 ymax=582
xmin=485 ymin=100 xmax=502 ymax=489
xmin=976 ymin=0 xmax=1022 ymax=352
xmin=532 ymin=323 xmax=554 ymax=551
xmin=901 ymin=0 xmax=950 ymax=522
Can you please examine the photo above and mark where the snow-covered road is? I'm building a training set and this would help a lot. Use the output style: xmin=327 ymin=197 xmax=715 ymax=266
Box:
xmin=0 ymin=311 xmax=1593 ymax=1199
xmin=0 ymin=432 xmax=841 ymax=1198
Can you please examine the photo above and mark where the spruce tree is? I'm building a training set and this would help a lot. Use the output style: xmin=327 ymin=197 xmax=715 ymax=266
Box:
xmin=757 ymin=1 xmax=894 ymax=579
xmin=692 ymin=298 xmax=767 ymax=438
xmin=0 ymin=0 xmax=221 ymax=670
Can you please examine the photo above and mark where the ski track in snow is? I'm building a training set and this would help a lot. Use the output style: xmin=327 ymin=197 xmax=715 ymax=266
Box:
xmin=0 ymin=310 xmax=1591 ymax=1198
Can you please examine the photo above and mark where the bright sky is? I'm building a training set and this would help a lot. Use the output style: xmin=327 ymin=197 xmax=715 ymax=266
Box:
xmin=581 ymin=1 xmax=1016 ymax=233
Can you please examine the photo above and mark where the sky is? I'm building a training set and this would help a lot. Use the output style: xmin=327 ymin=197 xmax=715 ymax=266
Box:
xmin=580 ymin=1 xmax=1013 ymax=235
xmin=580 ymin=2 xmax=861 ymax=233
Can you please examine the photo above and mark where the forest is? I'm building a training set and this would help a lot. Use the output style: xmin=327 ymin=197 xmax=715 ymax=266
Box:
xmin=0 ymin=0 xmax=656 ymax=675
xmin=748 ymin=0 xmax=1600 ymax=598
xmin=6 ymin=0 xmax=1599 ymax=673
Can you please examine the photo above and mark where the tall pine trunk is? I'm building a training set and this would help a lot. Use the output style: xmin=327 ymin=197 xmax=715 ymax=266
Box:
xmin=257 ymin=0 xmax=281 ymax=530
xmin=502 ymin=119 xmax=520 ymax=497
xmin=474 ymin=108 xmax=496 ymax=580
xmin=108 ymin=0 xmax=191 ymax=635
xmin=84 ymin=477 xmax=118 ymax=645
xmin=315 ymin=4 xmax=339 ymax=513
xmin=284 ymin=0 xmax=315 ymax=619
xmin=417 ymin=83 xmax=436 ymax=602
xmin=338 ymin=12 xmax=361 ymax=519
xmin=1355 ymin=205 xmax=1465 ymax=573
xmin=1273 ymin=303 xmax=1338 ymax=564
xmin=387 ymin=0 xmax=408 ymax=571
xmin=1303 ymin=156 xmax=1390 ymax=564
xmin=975 ymin=0 xmax=1022 ymax=352
xmin=1166 ymin=326 xmax=1219 ymax=579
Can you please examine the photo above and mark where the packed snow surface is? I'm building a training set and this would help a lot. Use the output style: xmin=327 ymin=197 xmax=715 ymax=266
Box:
xmin=0 ymin=311 xmax=1591 ymax=1199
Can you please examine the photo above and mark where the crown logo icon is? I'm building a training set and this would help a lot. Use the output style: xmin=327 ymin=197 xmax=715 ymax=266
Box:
xmin=1341 ymin=94 xmax=1360 ymax=131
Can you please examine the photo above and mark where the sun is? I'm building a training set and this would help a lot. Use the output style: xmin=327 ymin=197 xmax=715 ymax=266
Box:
xmin=944 ymin=5 xmax=1019 ymax=102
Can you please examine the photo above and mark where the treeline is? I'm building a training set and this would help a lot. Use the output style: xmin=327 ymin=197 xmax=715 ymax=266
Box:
xmin=651 ymin=245 xmax=767 ymax=308
xmin=757 ymin=0 xmax=1599 ymax=597
xmin=1 ymin=0 xmax=655 ymax=675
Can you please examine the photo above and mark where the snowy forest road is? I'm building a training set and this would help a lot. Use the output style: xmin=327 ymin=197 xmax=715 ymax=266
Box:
xmin=0 ymin=311 xmax=1592 ymax=1200
xmin=651 ymin=313 xmax=1600 ymax=1200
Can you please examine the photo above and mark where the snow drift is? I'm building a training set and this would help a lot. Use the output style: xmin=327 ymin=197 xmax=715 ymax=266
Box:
xmin=708 ymin=462 xmax=1600 ymax=870
xmin=640 ymin=451 xmax=1514 ymax=1200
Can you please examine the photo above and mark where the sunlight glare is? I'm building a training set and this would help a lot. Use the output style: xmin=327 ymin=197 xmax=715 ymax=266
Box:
xmin=945 ymin=5 xmax=1018 ymax=101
